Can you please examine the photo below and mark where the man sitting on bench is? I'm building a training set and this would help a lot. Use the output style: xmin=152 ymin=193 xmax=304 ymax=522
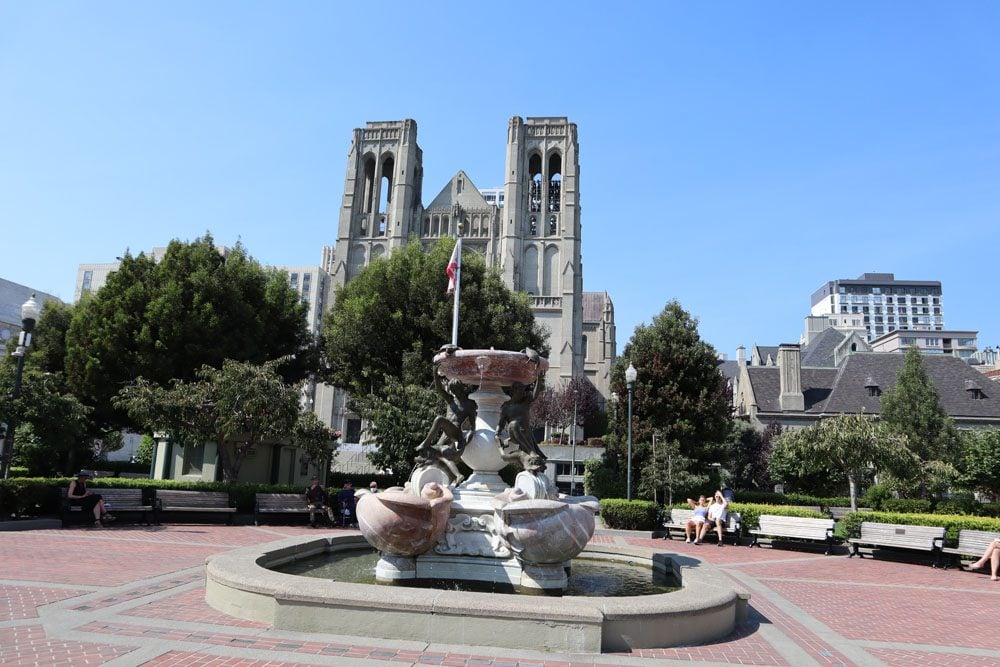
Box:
xmin=305 ymin=477 xmax=335 ymax=528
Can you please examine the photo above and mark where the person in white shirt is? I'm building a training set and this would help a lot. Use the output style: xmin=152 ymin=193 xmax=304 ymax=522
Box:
xmin=698 ymin=490 xmax=730 ymax=547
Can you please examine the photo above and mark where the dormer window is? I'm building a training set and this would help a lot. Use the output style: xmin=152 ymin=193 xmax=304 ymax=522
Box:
xmin=864 ymin=376 xmax=881 ymax=397
xmin=965 ymin=379 xmax=987 ymax=400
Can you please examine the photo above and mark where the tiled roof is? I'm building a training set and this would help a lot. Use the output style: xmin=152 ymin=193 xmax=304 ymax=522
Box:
xmin=718 ymin=359 xmax=740 ymax=383
xmin=747 ymin=353 xmax=1000 ymax=419
xmin=800 ymin=328 xmax=846 ymax=368
xmin=582 ymin=292 xmax=606 ymax=324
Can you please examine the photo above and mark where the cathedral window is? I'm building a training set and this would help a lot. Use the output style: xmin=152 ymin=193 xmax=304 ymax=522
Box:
xmin=528 ymin=153 xmax=542 ymax=213
xmin=423 ymin=217 xmax=430 ymax=235
xmin=548 ymin=154 xmax=562 ymax=212
xmin=378 ymin=156 xmax=394 ymax=214
xmin=529 ymin=215 xmax=537 ymax=236
xmin=548 ymin=215 xmax=557 ymax=235
xmin=362 ymin=157 xmax=376 ymax=214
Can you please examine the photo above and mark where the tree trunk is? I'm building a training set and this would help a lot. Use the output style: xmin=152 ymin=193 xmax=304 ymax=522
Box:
xmin=848 ymin=473 xmax=857 ymax=512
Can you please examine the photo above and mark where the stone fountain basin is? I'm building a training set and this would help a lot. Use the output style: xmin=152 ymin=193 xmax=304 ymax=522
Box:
xmin=433 ymin=349 xmax=548 ymax=386
xmin=205 ymin=534 xmax=749 ymax=653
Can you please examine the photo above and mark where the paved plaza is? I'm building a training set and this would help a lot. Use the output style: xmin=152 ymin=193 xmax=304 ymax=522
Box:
xmin=1 ymin=523 xmax=998 ymax=666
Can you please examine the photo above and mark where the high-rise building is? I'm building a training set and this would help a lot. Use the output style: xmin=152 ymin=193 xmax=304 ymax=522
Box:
xmin=810 ymin=273 xmax=944 ymax=341
xmin=1 ymin=278 xmax=62 ymax=345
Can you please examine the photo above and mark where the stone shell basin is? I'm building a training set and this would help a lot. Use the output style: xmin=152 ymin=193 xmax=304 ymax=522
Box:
xmin=495 ymin=496 xmax=597 ymax=565
xmin=433 ymin=349 xmax=548 ymax=386
xmin=357 ymin=484 xmax=453 ymax=557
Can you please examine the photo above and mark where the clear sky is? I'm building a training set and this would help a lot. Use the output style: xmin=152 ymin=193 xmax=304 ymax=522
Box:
xmin=2 ymin=2 xmax=998 ymax=358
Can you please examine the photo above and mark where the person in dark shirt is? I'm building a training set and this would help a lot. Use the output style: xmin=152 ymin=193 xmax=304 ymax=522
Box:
xmin=67 ymin=471 xmax=115 ymax=528
xmin=337 ymin=480 xmax=357 ymax=528
xmin=305 ymin=477 xmax=334 ymax=528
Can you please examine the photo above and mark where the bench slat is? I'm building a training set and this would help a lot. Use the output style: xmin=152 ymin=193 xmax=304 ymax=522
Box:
xmin=749 ymin=515 xmax=835 ymax=554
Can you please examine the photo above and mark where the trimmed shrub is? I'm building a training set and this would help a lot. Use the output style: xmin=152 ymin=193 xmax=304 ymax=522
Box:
xmin=861 ymin=483 xmax=894 ymax=511
xmin=881 ymin=498 xmax=933 ymax=514
xmin=840 ymin=511 xmax=1000 ymax=543
xmin=601 ymin=499 xmax=659 ymax=530
xmin=729 ymin=491 xmax=850 ymax=510
xmin=934 ymin=493 xmax=982 ymax=516
xmin=981 ymin=503 xmax=1000 ymax=518
xmin=583 ymin=459 xmax=626 ymax=500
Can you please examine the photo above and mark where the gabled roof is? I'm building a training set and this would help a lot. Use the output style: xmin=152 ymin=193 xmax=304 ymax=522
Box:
xmin=718 ymin=359 xmax=740 ymax=384
xmin=747 ymin=353 xmax=1000 ymax=420
xmin=752 ymin=345 xmax=779 ymax=366
xmin=425 ymin=171 xmax=491 ymax=210
xmin=746 ymin=366 xmax=839 ymax=413
xmin=582 ymin=292 xmax=607 ymax=324
xmin=800 ymin=328 xmax=846 ymax=367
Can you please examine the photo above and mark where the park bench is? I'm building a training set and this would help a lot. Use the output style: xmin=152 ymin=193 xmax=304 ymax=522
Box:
xmin=848 ymin=521 xmax=945 ymax=565
xmin=829 ymin=506 xmax=872 ymax=521
xmin=662 ymin=508 xmax=742 ymax=545
xmin=254 ymin=493 xmax=311 ymax=526
xmin=748 ymin=515 xmax=836 ymax=554
xmin=941 ymin=529 xmax=1000 ymax=570
xmin=61 ymin=487 xmax=158 ymax=525
xmin=155 ymin=490 xmax=236 ymax=524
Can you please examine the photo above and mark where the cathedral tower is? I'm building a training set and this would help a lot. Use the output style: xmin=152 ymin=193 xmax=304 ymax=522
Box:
xmin=500 ymin=116 xmax=584 ymax=384
xmin=329 ymin=119 xmax=423 ymax=287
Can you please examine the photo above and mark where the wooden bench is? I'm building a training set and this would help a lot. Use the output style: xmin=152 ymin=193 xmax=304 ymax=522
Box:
xmin=829 ymin=506 xmax=872 ymax=521
xmin=662 ymin=508 xmax=742 ymax=545
xmin=155 ymin=490 xmax=236 ymax=524
xmin=61 ymin=487 xmax=158 ymax=525
xmin=749 ymin=515 xmax=837 ymax=554
xmin=254 ymin=493 xmax=311 ymax=525
xmin=941 ymin=529 xmax=1000 ymax=570
xmin=848 ymin=521 xmax=945 ymax=565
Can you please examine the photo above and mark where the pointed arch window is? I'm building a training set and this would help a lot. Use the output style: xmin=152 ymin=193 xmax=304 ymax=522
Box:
xmin=528 ymin=153 xmax=542 ymax=213
xmin=548 ymin=153 xmax=562 ymax=212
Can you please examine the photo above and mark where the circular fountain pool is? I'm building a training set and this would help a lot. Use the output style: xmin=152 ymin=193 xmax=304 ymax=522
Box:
xmin=205 ymin=533 xmax=749 ymax=653
xmin=271 ymin=547 xmax=678 ymax=597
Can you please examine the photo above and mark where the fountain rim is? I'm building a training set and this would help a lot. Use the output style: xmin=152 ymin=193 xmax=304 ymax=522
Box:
xmin=204 ymin=533 xmax=749 ymax=653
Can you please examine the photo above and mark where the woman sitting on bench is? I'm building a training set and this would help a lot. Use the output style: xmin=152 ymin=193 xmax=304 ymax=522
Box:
xmin=684 ymin=495 xmax=710 ymax=544
xmin=67 ymin=471 xmax=115 ymax=528
xmin=969 ymin=538 xmax=1000 ymax=581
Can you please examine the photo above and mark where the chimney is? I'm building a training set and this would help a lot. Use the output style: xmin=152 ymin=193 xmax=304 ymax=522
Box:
xmin=737 ymin=345 xmax=746 ymax=366
xmin=778 ymin=344 xmax=805 ymax=411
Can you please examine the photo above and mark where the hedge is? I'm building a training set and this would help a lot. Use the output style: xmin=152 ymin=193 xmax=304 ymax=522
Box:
xmin=600 ymin=499 xmax=660 ymax=530
xmin=839 ymin=511 xmax=1000 ymax=543
xmin=728 ymin=491 xmax=852 ymax=509
xmin=881 ymin=498 xmax=933 ymax=514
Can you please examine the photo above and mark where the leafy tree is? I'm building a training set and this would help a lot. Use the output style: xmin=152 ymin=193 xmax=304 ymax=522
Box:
xmin=771 ymin=412 xmax=915 ymax=510
xmin=608 ymin=300 xmax=732 ymax=481
xmin=66 ymin=235 xmax=315 ymax=428
xmin=582 ymin=456 xmax=627 ymax=500
xmin=958 ymin=429 xmax=1000 ymax=498
xmin=292 ymin=412 xmax=342 ymax=472
xmin=114 ymin=358 xmax=301 ymax=482
xmin=879 ymin=347 xmax=961 ymax=493
xmin=322 ymin=238 xmax=547 ymax=396
xmin=136 ymin=434 xmax=156 ymax=466
xmin=0 ymin=368 xmax=91 ymax=475
xmin=726 ymin=420 xmax=776 ymax=491
xmin=349 ymin=377 xmax=443 ymax=475
xmin=532 ymin=376 xmax=600 ymax=442
xmin=638 ymin=437 xmax=707 ymax=505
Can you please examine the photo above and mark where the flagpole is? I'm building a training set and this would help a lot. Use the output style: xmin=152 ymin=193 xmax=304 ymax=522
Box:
xmin=451 ymin=226 xmax=462 ymax=347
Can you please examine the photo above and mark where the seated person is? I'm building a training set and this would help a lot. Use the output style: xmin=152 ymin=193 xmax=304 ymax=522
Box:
xmin=67 ymin=471 xmax=114 ymax=528
xmin=968 ymin=537 xmax=1000 ymax=581
xmin=305 ymin=477 xmax=335 ymax=528
xmin=684 ymin=495 xmax=709 ymax=544
xmin=699 ymin=490 xmax=730 ymax=547
xmin=337 ymin=480 xmax=358 ymax=527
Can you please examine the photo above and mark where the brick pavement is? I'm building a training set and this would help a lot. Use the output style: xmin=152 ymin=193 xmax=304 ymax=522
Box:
xmin=0 ymin=524 xmax=997 ymax=666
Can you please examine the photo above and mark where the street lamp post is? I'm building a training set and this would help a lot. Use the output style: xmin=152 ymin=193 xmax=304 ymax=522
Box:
xmin=1 ymin=294 xmax=40 ymax=479
xmin=570 ymin=389 xmax=579 ymax=496
xmin=625 ymin=363 xmax=637 ymax=501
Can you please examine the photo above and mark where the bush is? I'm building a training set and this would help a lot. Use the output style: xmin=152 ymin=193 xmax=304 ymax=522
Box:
xmin=840 ymin=510 xmax=1000 ymax=543
xmin=729 ymin=491 xmax=850 ymax=510
xmin=881 ymin=498 xmax=933 ymax=514
xmin=9 ymin=467 xmax=29 ymax=477
xmin=861 ymin=483 xmax=894 ymax=510
xmin=600 ymin=499 xmax=659 ymax=530
xmin=583 ymin=458 xmax=626 ymax=500
xmin=934 ymin=493 xmax=982 ymax=516
xmin=981 ymin=503 xmax=1000 ymax=518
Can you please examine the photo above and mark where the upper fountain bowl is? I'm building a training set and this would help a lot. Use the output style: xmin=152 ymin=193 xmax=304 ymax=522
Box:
xmin=433 ymin=349 xmax=549 ymax=386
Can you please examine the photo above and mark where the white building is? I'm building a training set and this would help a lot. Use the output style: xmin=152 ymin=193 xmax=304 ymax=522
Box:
xmin=810 ymin=273 xmax=944 ymax=341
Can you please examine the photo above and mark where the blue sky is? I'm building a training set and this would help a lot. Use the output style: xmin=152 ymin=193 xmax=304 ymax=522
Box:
xmin=2 ymin=2 xmax=998 ymax=358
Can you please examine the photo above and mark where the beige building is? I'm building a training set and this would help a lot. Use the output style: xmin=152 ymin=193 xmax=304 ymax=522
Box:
xmin=869 ymin=329 xmax=978 ymax=361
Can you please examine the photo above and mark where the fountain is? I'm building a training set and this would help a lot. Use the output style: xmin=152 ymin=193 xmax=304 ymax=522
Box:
xmin=204 ymin=347 xmax=750 ymax=652
xmin=358 ymin=347 xmax=599 ymax=591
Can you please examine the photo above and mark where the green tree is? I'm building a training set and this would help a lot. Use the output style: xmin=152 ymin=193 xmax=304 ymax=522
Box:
xmin=66 ymin=235 xmax=315 ymax=428
xmin=136 ymin=434 xmax=156 ymax=466
xmin=350 ymin=377 xmax=443 ymax=475
xmin=638 ymin=437 xmax=707 ymax=506
xmin=771 ymin=412 xmax=915 ymax=510
xmin=292 ymin=412 xmax=342 ymax=472
xmin=608 ymin=300 xmax=732 ymax=482
xmin=958 ymin=429 xmax=1000 ymax=498
xmin=115 ymin=358 xmax=301 ymax=482
xmin=879 ymin=347 xmax=961 ymax=496
xmin=322 ymin=239 xmax=547 ymax=396
xmin=727 ymin=420 xmax=778 ymax=491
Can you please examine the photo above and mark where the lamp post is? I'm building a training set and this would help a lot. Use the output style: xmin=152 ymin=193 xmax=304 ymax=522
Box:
xmin=625 ymin=362 xmax=637 ymax=501
xmin=570 ymin=388 xmax=579 ymax=496
xmin=1 ymin=294 xmax=40 ymax=479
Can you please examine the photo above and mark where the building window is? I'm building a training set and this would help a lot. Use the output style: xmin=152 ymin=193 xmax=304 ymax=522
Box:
xmin=345 ymin=418 xmax=362 ymax=444
xmin=82 ymin=270 xmax=93 ymax=291
xmin=181 ymin=444 xmax=204 ymax=476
